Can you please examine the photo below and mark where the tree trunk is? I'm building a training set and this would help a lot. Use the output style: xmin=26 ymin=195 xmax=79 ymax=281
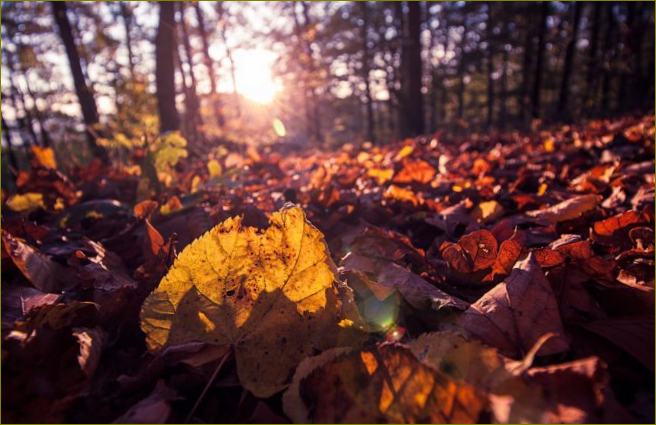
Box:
xmin=520 ymin=6 xmax=534 ymax=123
xmin=194 ymin=2 xmax=225 ymax=126
xmin=177 ymin=2 xmax=202 ymax=128
xmin=601 ymin=4 xmax=616 ymax=114
xmin=401 ymin=1 xmax=424 ymax=137
xmin=119 ymin=2 xmax=136 ymax=80
xmin=557 ymin=1 xmax=583 ymax=120
xmin=2 ymin=116 xmax=19 ymax=174
xmin=216 ymin=2 xmax=241 ymax=117
xmin=583 ymin=2 xmax=601 ymax=111
xmin=457 ymin=11 xmax=469 ymax=120
xmin=4 ymin=49 xmax=38 ymax=147
xmin=486 ymin=3 xmax=495 ymax=127
xmin=360 ymin=1 xmax=375 ymax=143
xmin=155 ymin=2 xmax=180 ymax=133
xmin=500 ymin=21 xmax=509 ymax=128
xmin=531 ymin=1 xmax=549 ymax=119
xmin=51 ymin=1 xmax=107 ymax=161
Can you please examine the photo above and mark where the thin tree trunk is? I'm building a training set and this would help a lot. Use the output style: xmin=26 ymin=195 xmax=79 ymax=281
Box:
xmin=15 ymin=52 xmax=51 ymax=147
xmin=583 ymin=2 xmax=601 ymax=111
xmin=520 ymin=5 xmax=534 ymax=123
xmin=194 ymin=2 xmax=225 ymax=126
xmin=457 ymin=11 xmax=469 ymax=120
xmin=177 ymin=2 xmax=202 ymax=126
xmin=217 ymin=2 xmax=241 ymax=117
xmin=557 ymin=1 xmax=583 ymax=120
xmin=601 ymin=3 xmax=616 ymax=114
xmin=500 ymin=21 xmax=509 ymax=128
xmin=119 ymin=1 xmax=136 ymax=80
xmin=2 ymin=116 xmax=19 ymax=173
xmin=155 ymin=2 xmax=180 ymax=133
xmin=531 ymin=1 xmax=549 ymax=119
xmin=401 ymin=1 xmax=424 ymax=136
xmin=5 ymin=50 xmax=38 ymax=147
xmin=51 ymin=1 xmax=107 ymax=162
xmin=360 ymin=1 xmax=375 ymax=142
xmin=301 ymin=1 xmax=322 ymax=144
xmin=486 ymin=2 xmax=495 ymax=127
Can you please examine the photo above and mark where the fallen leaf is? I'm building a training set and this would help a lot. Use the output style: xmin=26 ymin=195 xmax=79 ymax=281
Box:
xmin=384 ymin=185 xmax=423 ymax=206
xmin=441 ymin=229 xmax=498 ymax=273
xmin=460 ymin=253 xmax=569 ymax=357
xmin=526 ymin=194 xmax=602 ymax=223
xmin=284 ymin=344 xmax=485 ymax=423
xmin=5 ymin=192 xmax=45 ymax=213
xmin=471 ymin=200 xmax=505 ymax=223
xmin=140 ymin=205 xmax=342 ymax=397
xmin=31 ymin=146 xmax=57 ymax=169
xmin=393 ymin=159 xmax=435 ymax=184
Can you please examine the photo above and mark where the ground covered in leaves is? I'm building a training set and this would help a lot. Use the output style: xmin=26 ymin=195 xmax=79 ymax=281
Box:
xmin=2 ymin=114 xmax=654 ymax=423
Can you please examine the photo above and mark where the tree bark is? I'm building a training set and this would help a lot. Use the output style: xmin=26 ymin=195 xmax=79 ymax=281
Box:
xmin=601 ymin=3 xmax=616 ymax=114
xmin=457 ymin=9 xmax=469 ymax=120
xmin=486 ymin=3 xmax=495 ymax=127
xmin=531 ymin=1 xmax=549 ymax=119
xmin=401 ymin=1 xmax=424 ymax=137
xmin=177 ymin=2 xmax=202 ymax=124
xmin=51 ymin=1 xmax=107 ymax=161
xmin=583 ymin=2 xmax=601 ymax=111
xmin=360 ymin=1 xmax=375 ymax=143
xmin=194 ymin=1 xmax=225 ymax=126
xmin=520 ymin=5 xmax=534 ymax=123
xmin=2 ymin=116 xmax=19 ymax=173
xmin=119 ymin=2 xmax=136 ymax=80
xmin=557 ymin=1 xmax=583 ymax=120
xmin=155 ymin=1 xmax=180 ymax=133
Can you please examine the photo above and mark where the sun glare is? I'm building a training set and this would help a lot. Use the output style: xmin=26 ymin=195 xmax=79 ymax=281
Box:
xmin=232 ymin=49 xmax=281 ymax=104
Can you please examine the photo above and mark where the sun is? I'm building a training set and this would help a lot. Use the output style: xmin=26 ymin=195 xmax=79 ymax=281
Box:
xmin=231 ymin=49 xmax=281 ymax=104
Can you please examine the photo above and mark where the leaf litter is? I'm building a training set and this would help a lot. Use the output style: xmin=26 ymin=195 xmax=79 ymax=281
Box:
xmin=1 ymin=114 xmax=654 ymax=423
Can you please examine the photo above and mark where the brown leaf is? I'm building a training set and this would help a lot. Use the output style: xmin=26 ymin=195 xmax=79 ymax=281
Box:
xmin=526 ymin=194 xmax=602 ymax=223
xmin=527 ymin=357 xmax=633 ymax=423
xmin=533 ymin=248 xmax=565 ymax=268
xmin=285 ymin=345 xmax=485 ymax=423
xmin=582 ymin=317 xmax=654 ymax=371
xmin=460 ymin=253 xmax=569 ymax=358
xmin=441 ymin=229 xmax=498 ymax=273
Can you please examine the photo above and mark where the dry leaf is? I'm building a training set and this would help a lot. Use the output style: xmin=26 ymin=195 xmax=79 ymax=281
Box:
xmin=526 ymin=194 xmax=602 ymax=223
xmin=140 ymin=205 xmax=341 ymax=397
xmin=460 ymin=253 xmax=569 ymax=357
xmin=284 ymin=344 xmax=485 ymax=423
xmin=393 ymin=159 xmax=435 ymax=184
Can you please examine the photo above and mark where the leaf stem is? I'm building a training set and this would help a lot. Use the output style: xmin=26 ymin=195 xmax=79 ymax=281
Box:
xmin=184 ymin=348 xmax=232 ymax=423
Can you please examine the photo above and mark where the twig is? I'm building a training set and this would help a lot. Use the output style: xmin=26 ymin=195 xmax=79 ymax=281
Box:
xmin=184 ymin=348 xmax=232 ymax=423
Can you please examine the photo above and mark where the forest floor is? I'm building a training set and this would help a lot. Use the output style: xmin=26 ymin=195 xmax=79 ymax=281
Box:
xmin=2 ymin=113 xmax=654 ymax=424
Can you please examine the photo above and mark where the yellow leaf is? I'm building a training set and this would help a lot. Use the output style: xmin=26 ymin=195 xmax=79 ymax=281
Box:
xmin=471 ymin=200 xmax=504 ymax=223
xmin=190 ymin=175 xmax=202 ymax=192
xmin=272 ymin=118 xmax=287 ymax=137
xmin=207 ymin=159 xmax=222 ymax=178
xmin=6 ymin=193 xmax=45 ymax=212
xmin=140 ymin=205 xmax=341 ymax=397
xmin=394 ymin=144 xmax=414 ymax=161
xmin=384 ymin=185 xmax=422 ymax=206
xmin=543 ymin=137 xmax=555 ymax=153
xmin=31 ymin=146 xmax=57 ymax=169
xmin=367 ymin=167 xmax=394 ymax=185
